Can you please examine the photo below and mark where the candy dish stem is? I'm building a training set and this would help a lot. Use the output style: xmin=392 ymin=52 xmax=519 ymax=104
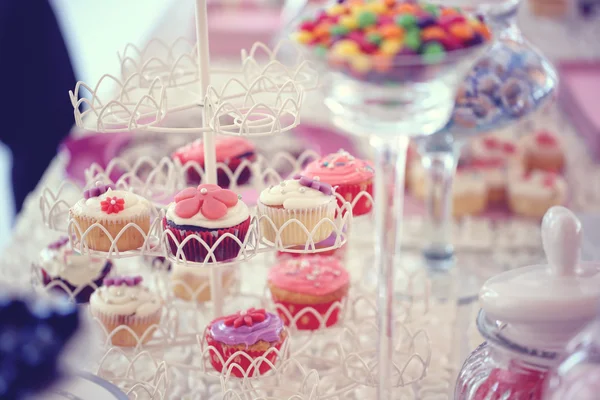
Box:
xmin=419 ymin=135 xmax=460 ymax=272
xmin=195 ymin=0 xmax=218 ymax=185
xmin=370 ymin=135 xmax=409 ymax=400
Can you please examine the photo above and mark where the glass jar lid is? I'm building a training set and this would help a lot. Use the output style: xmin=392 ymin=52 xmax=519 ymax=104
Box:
xmin=480 ymin=207 xmax=600 ymax=346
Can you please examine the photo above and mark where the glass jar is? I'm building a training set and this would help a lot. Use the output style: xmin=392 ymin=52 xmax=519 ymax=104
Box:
xmin=456 ymin=207 xmax=600 ymax=400
xmin=456 ymin=311 xmax=557 ymax=399
xmin=544 ymin=319 xmax=600 ymax=399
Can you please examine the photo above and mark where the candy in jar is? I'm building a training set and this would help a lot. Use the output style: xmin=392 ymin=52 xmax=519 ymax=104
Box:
xmin=456 ymin=206 xmax=600 ymax=399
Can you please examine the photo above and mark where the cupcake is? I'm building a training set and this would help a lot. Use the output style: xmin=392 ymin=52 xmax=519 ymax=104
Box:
xmin=171 ymin=263 xmax=237 ymax=302
xmin=302 ymin=149 xmax=374 ymax=216
xmin=205 ymin=308 xmax=286 ymax=377
xmin=163 ymin=184 xmax=251 ymax=263
xmin=90 ymin=276 xmax=162 ymax=347
xmin=519 ymin=130 xmax=565 ymax=172
xmin=268 ymin=256 xmax=349 ymax=330
xmin=36 ymin=237 xmax=113 ymax=303
xmin=468 ymin=135 xmax=523 ymax=203
xmin=507 ymin=170 xmax=567 ymax=218
xmin=452 ymin=169 xmax=488 ymax=218
xmin=172 ymin=137 xmax=256 ymax=187
xmin=69 ymin=183 xmax=152 ymax=252
xmin=258 ymin=176 xmax=337 ymax=247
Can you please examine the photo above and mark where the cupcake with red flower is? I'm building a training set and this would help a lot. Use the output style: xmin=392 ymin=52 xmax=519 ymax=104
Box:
xmin=69 ymin=183 xmax=152 ymax=252
xmin=205 ymin=308 xmax=286 ymax=377
xmin=519 ymin=130 xmax=565 ymax=172
xmin=301 ymin=149 xmax=374 ymax=216
xmin=163 ymin=184 xmax=251 ymax=263
xmin=172 ymin=137 xmax=256 ymax=188
xmin=36 ymin=237 xmax=113 ymax=303
xmin=268 ymin=256 xmax=349 ymax=330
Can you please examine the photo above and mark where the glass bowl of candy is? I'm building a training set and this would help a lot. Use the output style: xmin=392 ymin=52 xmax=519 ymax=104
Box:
xmin=292 ymin=1 xmax=493 ymax=137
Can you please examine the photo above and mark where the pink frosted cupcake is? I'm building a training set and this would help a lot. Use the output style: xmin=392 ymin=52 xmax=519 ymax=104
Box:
xmin=172 ymin=137 xmax=256 ymax=187
xmin=163 ymin=184 xmax=251 ymax=263
xmin=268 ymin=256 xmax=349 ymax=330
xmin=302 ymin=149 xmax=374 ymax=216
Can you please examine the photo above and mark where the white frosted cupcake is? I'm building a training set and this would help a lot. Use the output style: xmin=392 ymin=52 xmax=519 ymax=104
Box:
xmin=69 ymin=183 xmax=152 ymax=252
xmin=37 ymin=237 xmax=113 ymax=303
xmin=258 ymin=175 xmax=336 ymax=247
xmin=90 ymin=276 xmax=162 ymax=347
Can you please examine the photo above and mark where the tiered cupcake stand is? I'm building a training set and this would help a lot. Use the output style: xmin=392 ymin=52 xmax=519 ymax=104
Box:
xmin=34 ymin=1 xmax=442 ymax=398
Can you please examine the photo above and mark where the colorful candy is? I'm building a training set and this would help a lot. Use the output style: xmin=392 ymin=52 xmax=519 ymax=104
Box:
xmin=292 ymin=0 xmax=492 ymax=79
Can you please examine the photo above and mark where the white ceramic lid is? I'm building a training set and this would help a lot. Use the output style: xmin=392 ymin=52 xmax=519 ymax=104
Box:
xmin=480 ymin=206 xmax=600 ymax=326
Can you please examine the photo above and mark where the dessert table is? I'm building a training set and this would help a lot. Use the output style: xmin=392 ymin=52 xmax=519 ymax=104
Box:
xmin=2 ymin=2 xmax=600 ymax=398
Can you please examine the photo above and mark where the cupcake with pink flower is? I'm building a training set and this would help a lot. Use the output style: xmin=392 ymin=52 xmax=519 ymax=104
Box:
xmin=205 ymin=308 xmax=286 ymax=377
xmin=163 ymin=184 xmax=251 ymax=263
xmin=90 ymin=276 xmax=163 ymax=347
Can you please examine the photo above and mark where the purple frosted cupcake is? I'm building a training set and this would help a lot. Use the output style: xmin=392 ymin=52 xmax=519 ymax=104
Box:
xmin=205 ymin=308 xmax=286 ymax=377
xmin=36 ymin=237 xmax=113 ymax=303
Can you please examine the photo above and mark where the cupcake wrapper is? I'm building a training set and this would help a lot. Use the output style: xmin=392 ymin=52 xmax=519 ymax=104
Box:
xmin=336 ymin=181 xmax=374 ymax=217
xmin=205 ymin=331 xmax=284 ymax=378
xmin=70 ymin=212 xmax=150 ymax=252
xmin=258 ymin=202 xmax=336 ymax=247
xmin=40 ymin=261 xmax=113 ymax=304
xmin=272 ymin=298 xmax=343 ymax=331
xmin=163 ymin=217 xmax=251 ymax=263
xmin=91 ymin=308 xmax=161 ymax=347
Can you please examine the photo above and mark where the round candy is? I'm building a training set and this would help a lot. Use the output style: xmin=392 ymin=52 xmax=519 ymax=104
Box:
xmin=367 ymin=32 xmax=384 ymax=46
xmin=380 ymin=38 xmax=404 ymax=55
xmin=330 ymin=24 xmax=350 ymax=36
xmin=295 ymin=30 xmax=314 ymax=44
xmin=404 ymin=29 xmax=422 ymax=50
xmin=396 ymin=14 xmax=417 ymax=29
xmin=421 ymin=26 xmax=447 ymax=41
xmin=357 ymin=11 xmax=378 ymax=28
xmin=327 ymin=4 xmax=347 ymax=16
xmin=422 ymin=42 xmax=445 ymax=63
xmin=339 ymin=15 xmax=359 ymax=30
xmin=379 ymin=24 xmax=404 ymax=39
xmin=449 ymin=23 xmax=475 ymax=41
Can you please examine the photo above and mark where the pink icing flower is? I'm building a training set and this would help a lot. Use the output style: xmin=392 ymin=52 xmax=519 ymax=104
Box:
xmin=101 ymin=196 xmax=125 ymax=214
xmin=223 ymin=308 xmax=267 ymax=328
xmin=103 ymin=276 xmax=143 ymax=287
xmin=174 ymin=184 xmax=238 ymax=220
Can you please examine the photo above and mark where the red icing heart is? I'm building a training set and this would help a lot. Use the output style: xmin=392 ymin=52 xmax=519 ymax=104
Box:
xmin=174 ymin=184 xmax=239 ymax=220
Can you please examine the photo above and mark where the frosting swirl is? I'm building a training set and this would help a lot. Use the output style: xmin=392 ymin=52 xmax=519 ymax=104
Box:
xmin=259 ymin=178 xmax=334 ymax=210
xmin=210 ymin=311 xmax=283 ymax=346
xmin=303 ymin=150 xmax=374 ymax=185
xmin=268 ymin=256 xmax=349 ymax=296
xmin=90 ymin=284 xmax=162 ymax=317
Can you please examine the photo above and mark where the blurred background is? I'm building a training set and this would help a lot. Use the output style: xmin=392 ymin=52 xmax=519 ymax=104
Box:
xmin=0 ymin=0 xmax=598 ymax=250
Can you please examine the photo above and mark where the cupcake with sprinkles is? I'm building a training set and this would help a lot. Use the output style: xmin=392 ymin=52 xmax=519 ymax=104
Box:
xmin=163 ymin=184 xmax=251 ymax=263
xmin=268 ymin=255 xmax=349 ymax=330
xmin=69 ymin=182 xmax=152 ymax=252
xmin=293 ymin=1 xmax=492 ymax=83
xmin=90 ymin=276 xmax=163 ymax=347
xmin=36 ymin=237 xmax=113 ymax=303
xmin=257 ymin=175 xmax=337 ymax=247
xmin=302 ymin=149 xmax=374 ymax=216
xmin=205 ymin=308 xmax=286 ymax=377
